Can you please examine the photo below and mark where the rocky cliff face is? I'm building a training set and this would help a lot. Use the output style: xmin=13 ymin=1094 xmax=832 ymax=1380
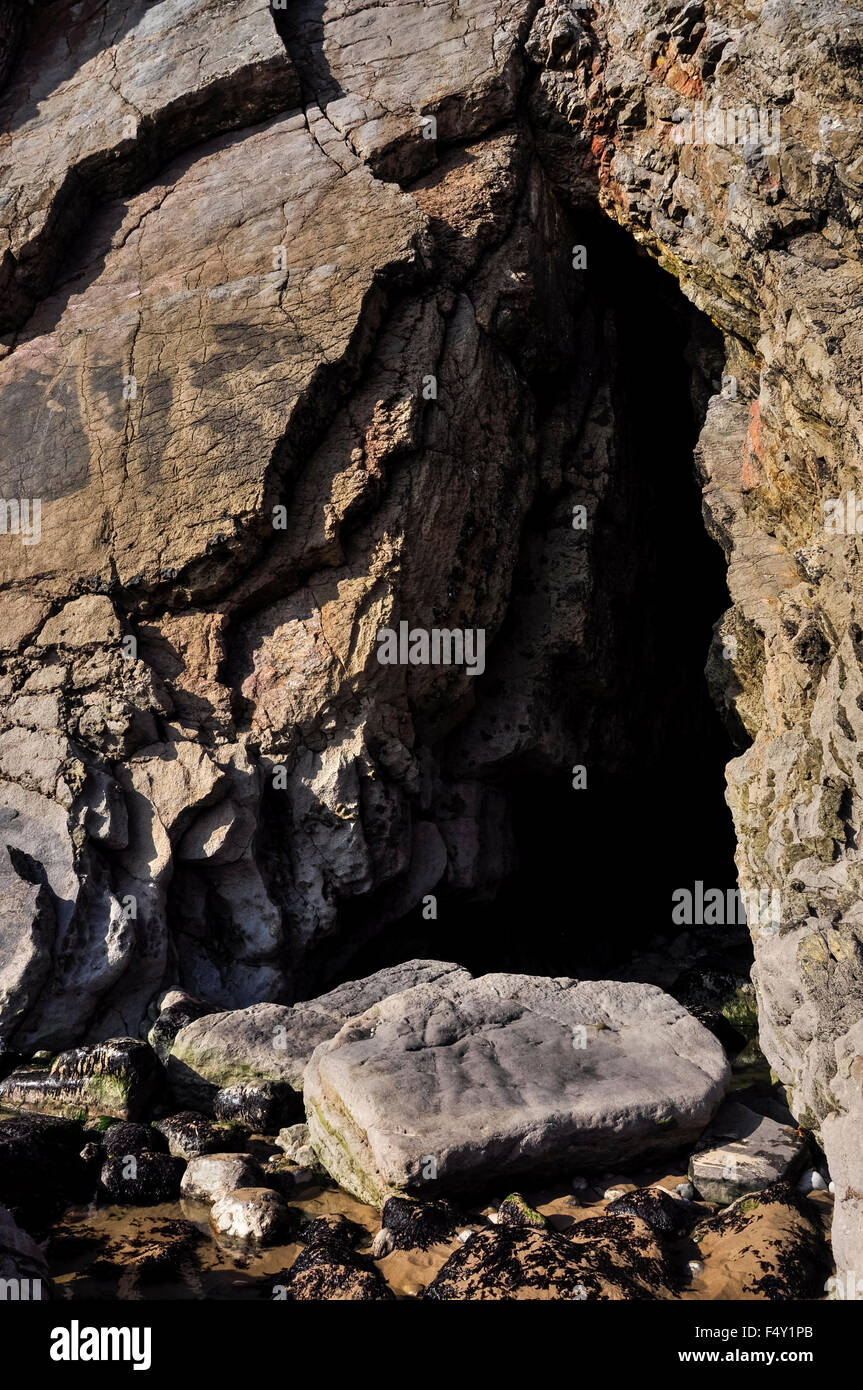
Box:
xmin=0 ymin=0 xmax=861 ymax=1280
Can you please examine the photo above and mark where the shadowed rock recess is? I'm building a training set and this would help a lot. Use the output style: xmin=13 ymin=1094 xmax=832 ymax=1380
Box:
xmin=0 ymin=0 xmax=860 ymax=1297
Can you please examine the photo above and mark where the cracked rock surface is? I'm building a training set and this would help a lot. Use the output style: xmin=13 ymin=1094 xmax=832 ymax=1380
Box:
xmin=0 ymin=0 xmax=861 ymax=1283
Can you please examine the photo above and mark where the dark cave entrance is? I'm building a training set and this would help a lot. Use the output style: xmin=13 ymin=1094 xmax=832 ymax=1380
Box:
xmin=332 ymin=214 xmax=746 ymax=991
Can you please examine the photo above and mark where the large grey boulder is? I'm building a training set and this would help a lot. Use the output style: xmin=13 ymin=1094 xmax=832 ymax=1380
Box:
xmin=304 ymin=973 xmax=731 ymax=1205
xmin=166 ymin=960 xmax=470 ymax=1110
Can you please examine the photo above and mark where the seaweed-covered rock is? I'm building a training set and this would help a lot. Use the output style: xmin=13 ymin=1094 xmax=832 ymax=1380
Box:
xmin=213 ymin=1080 xmax=300 ymax=1132
xmin=113 ymin=1219 xmax=203 ymax=1283
xmin=381 ymin=1195 xmax=462 ymax=1251
xmin=99 ymin=1153 xmax=186 ymax=1205
xmin=102 ymin=1122 xmax=169 ymax=1159
xmin=0 ymin=1038 xmax=160 ymax=1121
xmin=300 ymin=1213 xmax=365 ymax=1248
xmin=424 ymin=1214 xmax=677 ymax=1300
xmin=277 ymin=1237 xmax=395 ymax=1301
xmin=180 ymin=1152 xmax=265 ymax=1203
xmin=692 ymin=1184 xmax=830 ymax=1300
xmin=497 ymin=1193 xmax=550 ymax=1231
xmin=0 ymin=1112 xmax=89 ymax=1230
xmin=154 ymin=1111 xmax=247 ymax=1160
xmin=606 ymin=1185 xmax=696 ymax=1239
xmin=210 ymin=1187 xmax=296 ymax=1246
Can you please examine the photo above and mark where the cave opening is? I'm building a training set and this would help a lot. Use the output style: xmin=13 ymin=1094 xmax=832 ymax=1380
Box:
xmin=337 ymin=211 xmax=747 ymax=993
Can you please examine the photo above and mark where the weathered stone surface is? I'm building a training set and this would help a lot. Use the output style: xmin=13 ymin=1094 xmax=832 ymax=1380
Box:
xmin=179 ymin=1151 xmax=265 ymax=1203
xmin=688 ymin=1100 xmax=807 ymax=1204
xmin=0 ymin=847 xmax=55 ymax=1044
xmin=147 ymin=989 xmax=213 ymax=1064
xmin=525 ymin=0 xmax=863 ymax=1286
xmin=278 ymin=0 xmax=537 ymax=180
xmin=210 ymin=1186 xmax=295 ymax=1245
xmin=167 ymin=960 xmax=470 ymax=1108
xmin=423 ymin=1214 xmax=677 ymax=1300
xmin=305 ymin=973 xmax=730 ymax=1205
xmin=0 ymin=0 xmax=301 ymax=331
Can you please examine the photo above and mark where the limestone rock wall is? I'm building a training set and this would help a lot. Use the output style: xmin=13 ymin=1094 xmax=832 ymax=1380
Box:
xmin=1 ymin=0 xmax=862 ymax=1278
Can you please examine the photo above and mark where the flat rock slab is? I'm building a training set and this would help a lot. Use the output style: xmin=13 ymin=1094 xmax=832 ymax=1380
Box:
xmin=167 ymin=960 xmax=470 ymax=1109
xmin=304 ymin=973 xmax=731 ymax=1205
xmin=688 ymin=1100 xmax=806 ymax=1204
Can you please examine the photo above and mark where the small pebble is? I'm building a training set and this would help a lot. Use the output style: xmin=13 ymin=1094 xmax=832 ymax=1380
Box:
xmin=675 ymin=1182 xmax=696 ymax=1201
xmin=487 ymin=1213 xmax=498 ymax=1225
xmin=458 ymin=1229 xmax=475 ymax=1244
xmin=829 ymin=1181 xmax=835 ymax=1194
xmin=571 ymin=1176 xmax=588 ymax=1191
xmin=688 ymin=1260 xmax=705 ymax=1278
xmin=371 ymin=1227 xmax=394 ymax=1258
xmin=603 ymin=1186 xmax=627 ymax=1201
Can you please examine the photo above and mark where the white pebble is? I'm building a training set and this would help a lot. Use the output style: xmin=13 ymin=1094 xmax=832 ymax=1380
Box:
xmin=688 ymin=1260 xmax=705 ymax=1278
xmin=458 ymin=1229 xmax=475 ymax=1244
xmin=603 ymin=1187 xmax=627 ymax=1202
xmin=798 ymin=1168 xmax=829 ymax=1194
xmin=829 ymin=1181 xmax=835 ymax=1194
xmin=371 ymin=1228 xmax=394 ymax=1258
xmin=676 ymin=1182 xmax=696 ymax=1201
xmin=487 ymin=1213 xmax=498 ymax=1225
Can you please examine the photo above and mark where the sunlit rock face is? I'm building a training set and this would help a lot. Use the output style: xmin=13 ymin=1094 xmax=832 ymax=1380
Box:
xmin=1 ymin=0 xmax=862 ymax=1276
